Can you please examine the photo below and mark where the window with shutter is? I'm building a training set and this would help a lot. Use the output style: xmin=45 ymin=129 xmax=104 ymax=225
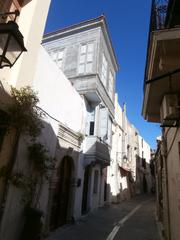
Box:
xmin=101 ymin=53 xmax=108 ymax=87
xmin=78 ymin=42 xmax=94 ymax=74
xmin=108 ymin=71 xmax=114 ymax=99
xmin=99 ymin=108 xmax=108 ymax=140
xmin=107 ymin=117 xmax=112 ymax=146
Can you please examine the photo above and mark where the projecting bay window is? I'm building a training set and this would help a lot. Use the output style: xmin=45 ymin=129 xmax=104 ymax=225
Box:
xmin=108 ymin=71 xmax=114 ymax=99
xmin=78 ymin=42 xmax=94 ymax=74
xmin=101 ymin=53 xmax=108 ymax=88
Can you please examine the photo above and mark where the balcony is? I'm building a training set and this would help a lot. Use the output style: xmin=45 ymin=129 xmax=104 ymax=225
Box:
xmin=143 ymin=0 xmax=180 ymax=122
xmin=84 ymin=136 xmax=111 ymax=167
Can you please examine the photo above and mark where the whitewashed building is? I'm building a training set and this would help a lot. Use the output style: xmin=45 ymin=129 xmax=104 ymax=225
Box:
xmin=108 ymin=95 xmax=152 ymax=203
xmin=42 ymin=15 xmax=119 ymax=216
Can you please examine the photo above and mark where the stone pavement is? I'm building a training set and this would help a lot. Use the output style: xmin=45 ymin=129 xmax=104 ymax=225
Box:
xmin=45 ymin=194 xmax=160 ymax=240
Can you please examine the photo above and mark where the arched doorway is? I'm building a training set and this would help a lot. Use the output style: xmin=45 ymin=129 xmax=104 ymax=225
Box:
xmin=50 ymin=156 xmax=74 ymax=229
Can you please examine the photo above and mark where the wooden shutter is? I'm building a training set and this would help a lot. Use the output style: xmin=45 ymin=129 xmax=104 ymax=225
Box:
xmin=99 ymin=108 xmax=108 ymax=139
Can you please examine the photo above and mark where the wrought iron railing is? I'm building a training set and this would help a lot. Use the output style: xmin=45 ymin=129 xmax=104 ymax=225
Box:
xmin=150 ymin=0 xmax=169 ymax=31
xmin=144 ymin=0 xmax=169 ymax=89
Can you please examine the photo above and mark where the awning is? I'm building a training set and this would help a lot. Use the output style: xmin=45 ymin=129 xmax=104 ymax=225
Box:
xmin=119 ymin=166 xmax=131 ymax=177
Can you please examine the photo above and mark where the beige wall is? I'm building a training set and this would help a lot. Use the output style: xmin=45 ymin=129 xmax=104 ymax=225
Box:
xmin=166 ymin=128 xmax=180 ymax=240
xmin=0 ymin=0 xmax=51 ymax=88
xmin=0 ymin=1 xmax=51 ymax=240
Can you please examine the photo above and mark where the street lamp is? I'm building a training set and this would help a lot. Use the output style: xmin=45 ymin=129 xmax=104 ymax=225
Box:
xmin=0 ymin=10 xmax=27 ymax=68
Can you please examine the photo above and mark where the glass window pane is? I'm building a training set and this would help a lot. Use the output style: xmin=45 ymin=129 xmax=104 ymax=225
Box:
xmin=80 ymin=45 xmax=87 ymax=54
xmin=86 ymin=62 xmax=92 ymax=73
xmin=79 ymin=64 xmax=85 ymax=74
xmin=79 ymin=54 xmax=85 ymax=64
xmin=87 ymin=52 xmax=93 ymax=62
xmin=88 ymin=43 xmax=94 ymax=52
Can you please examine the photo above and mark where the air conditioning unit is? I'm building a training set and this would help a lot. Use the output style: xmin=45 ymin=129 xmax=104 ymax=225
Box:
xmin=160 ymin=94 xmax=179 ymax=126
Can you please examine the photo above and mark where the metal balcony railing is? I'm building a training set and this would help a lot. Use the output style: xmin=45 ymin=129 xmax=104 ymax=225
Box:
xmin=150 ymin=0 xmax=169 ymax=31
xmin=144 ymin=0 xmax=169 ymax=90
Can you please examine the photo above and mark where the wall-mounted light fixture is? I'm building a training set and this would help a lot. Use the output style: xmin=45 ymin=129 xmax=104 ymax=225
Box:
xmin=0 ymin=10 xmax=27 ymax=68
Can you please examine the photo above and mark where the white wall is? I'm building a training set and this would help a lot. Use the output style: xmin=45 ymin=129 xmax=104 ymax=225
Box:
xmin=108 ymin=95 xmax=124 ymax=202
xmin=32 ymin=46 xmax=86 ymax=218
xmin=33 ymin=46 xmax=85 ymax=136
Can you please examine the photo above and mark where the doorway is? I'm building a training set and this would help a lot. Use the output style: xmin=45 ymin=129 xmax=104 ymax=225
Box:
xmin=81 ymin=165 xmax=90 ymax=214
xmin=50 ymin=156 xmax=73 ymax=229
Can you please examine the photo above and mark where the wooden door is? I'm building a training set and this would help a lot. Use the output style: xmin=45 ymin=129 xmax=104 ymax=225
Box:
xmin=50 ymin=156 xmax=73 ymax=229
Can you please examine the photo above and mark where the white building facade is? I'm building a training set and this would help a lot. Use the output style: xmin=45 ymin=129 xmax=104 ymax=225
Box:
xmin=108 ymin=95 xmax=152 ymax=203
xmin=42 ymin=16 xmax=119 ymax=216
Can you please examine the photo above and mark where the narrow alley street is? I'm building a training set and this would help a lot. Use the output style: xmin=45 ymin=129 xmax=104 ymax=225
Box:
xmin=46 ymin=195 xmax=160 ymax=240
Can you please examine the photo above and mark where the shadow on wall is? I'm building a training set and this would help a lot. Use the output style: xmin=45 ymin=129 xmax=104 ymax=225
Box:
xmin=136 ymin=155 xmax=155 ymax=195
xmin=0 ymin=118 xmax=59 ymax=240
xmin=47 ymin=141 xmax=81 ymax=231
xmin=109 ymin=167 xmax=136 ymax=204
xmin=0 ymin=115 xmax=82 ymax=240
xmin=109 ymin=155 xmax=156 ymax=204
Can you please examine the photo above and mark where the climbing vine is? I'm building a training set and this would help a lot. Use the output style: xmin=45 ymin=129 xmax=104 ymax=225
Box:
xmin=8 ymin=86 xmax=43 ymax=137
xmin=0 ymin=86 xmax=54 ymax=208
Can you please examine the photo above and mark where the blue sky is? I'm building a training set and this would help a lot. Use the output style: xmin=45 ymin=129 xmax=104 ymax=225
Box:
xmin=45 ymin=0 xmax=161 ymax=149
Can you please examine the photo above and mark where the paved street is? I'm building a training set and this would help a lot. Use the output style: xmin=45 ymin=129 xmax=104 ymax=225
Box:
xmin=46 ymin=194 xmax=160 ymax=240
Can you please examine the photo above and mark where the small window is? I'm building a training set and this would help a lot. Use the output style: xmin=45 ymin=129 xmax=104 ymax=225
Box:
xmin=89 ymin=121 xmax=94 ymax=135
xmin=93 ymin=170 xmax=99 ymax=194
